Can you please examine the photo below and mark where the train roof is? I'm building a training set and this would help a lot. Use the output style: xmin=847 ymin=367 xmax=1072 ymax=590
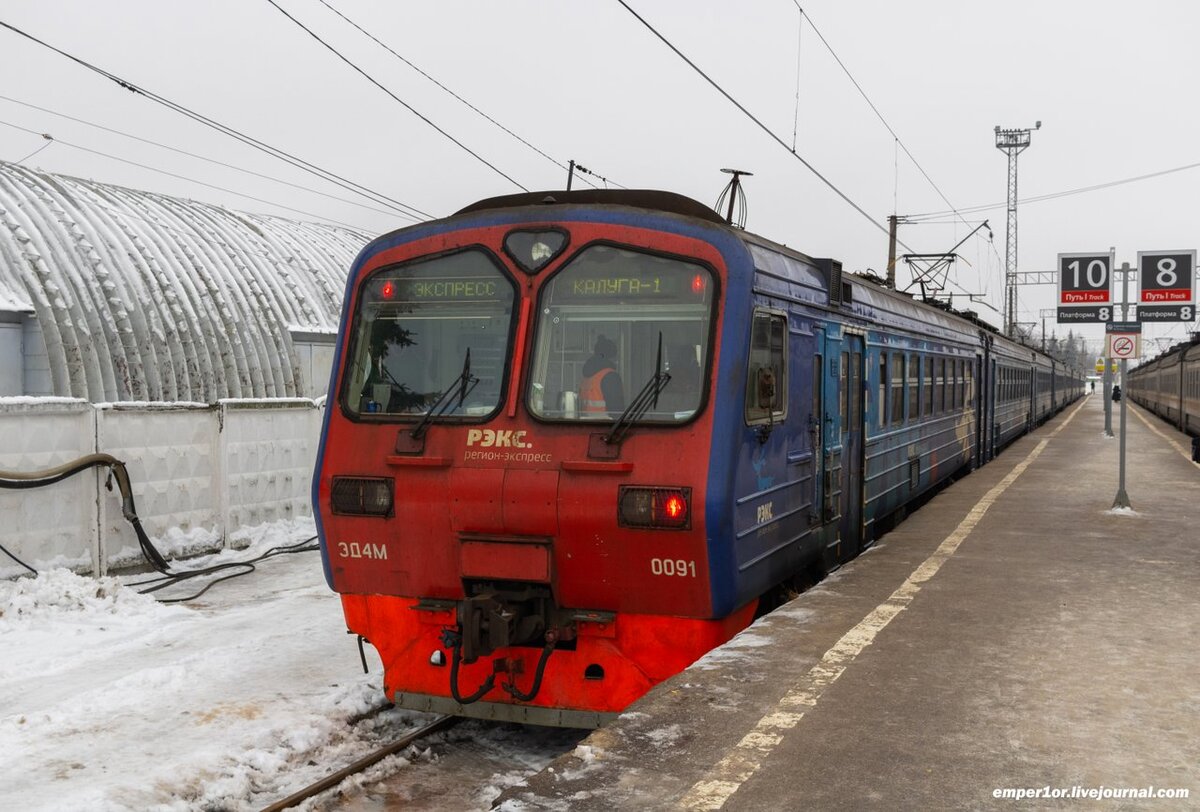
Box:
xmin=454 ymin=189 xmax=1074 ymax=370
xmin=1133 ymin=333 xmax=1200 ymax=370
xmin=456 ymin=189 xmax=728 ymax=225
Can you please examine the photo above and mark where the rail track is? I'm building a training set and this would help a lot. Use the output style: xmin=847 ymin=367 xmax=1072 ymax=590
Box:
xmin=259 ymin=715 xmax=458 ymax=812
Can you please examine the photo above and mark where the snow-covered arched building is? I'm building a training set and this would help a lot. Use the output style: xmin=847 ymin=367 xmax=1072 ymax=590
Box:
xmin=0 ymin=161 xmax=370 ymax=401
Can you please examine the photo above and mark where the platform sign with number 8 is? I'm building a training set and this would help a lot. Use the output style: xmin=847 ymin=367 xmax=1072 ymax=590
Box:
xmin=1137 ymin=250 xmax=1195 ymax=322
xmin=1058 ymin=252 xmax=1112 ymax=322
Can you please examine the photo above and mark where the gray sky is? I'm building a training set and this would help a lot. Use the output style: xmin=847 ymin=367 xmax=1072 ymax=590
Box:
xmin=1 ymin=0 xmax=1196 ymax=354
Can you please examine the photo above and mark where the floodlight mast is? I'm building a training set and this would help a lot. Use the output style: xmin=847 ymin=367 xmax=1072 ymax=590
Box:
xmin=995 ymin=121 xmax=1041 ymax=337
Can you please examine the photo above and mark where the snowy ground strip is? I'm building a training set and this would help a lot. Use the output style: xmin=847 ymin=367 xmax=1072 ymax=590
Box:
xmin=0 ymin=519 xmax=444 ymax=811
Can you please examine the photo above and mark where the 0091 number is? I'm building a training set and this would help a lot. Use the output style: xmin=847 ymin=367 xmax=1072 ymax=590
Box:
xmin=650 ymin=558 xmax=696 ymax=577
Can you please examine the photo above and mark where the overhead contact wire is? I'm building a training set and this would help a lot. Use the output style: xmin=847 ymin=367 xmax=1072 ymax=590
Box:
xmin=314 ymin=0 xmax=604 ymax=188
xmin=616 ymin=1 xmax=906 ymax=249
xmin=0 ymin=94 xmax=410 ymax=220
xmin=0 ymin=120 xmax=378 ymax=229
xmin=0 ymin=19 xmax=432 ymax=220
xmin=265 ymin=0 xmax=528 ymax=192
xmin=795 ymin=5 xmax=973 ymax=231
xmin=907 ymin=160 xmax=1200 ymax=220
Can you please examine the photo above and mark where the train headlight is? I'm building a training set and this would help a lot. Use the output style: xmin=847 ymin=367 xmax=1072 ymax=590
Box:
xmin=618 ymin=486 xmax=691 ymax=530
xmin=504 ymin=228 xmax=568 ymax=274
xmin=331 ymin=477 xmax=394 ymax=517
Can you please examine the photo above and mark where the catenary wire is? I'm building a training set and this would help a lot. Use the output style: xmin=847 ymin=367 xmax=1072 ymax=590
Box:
xmin=791 ymin=3 xmax=974 ymax=230
xmin=13 ymin=132 xmax=53 ymax=165
xmin=618 ymin=0 xmax=1000 ymax=312
xmin=0 ymin=94 xmax=409 ymax=220
xmin=315 ymin=0 xmax=609 ymax=190
xmin=265 ymin=0 xmax=528 ymax=192
xmin=790 ymin=5 xmax=803 ymax=153
xmin=0 ymin=119 xmax=382 ymax=230
xmin=0 ymin=18 xmax=431 ymax=220
xmin=618 ymin=1 xmax=1005 ymax=314
xmin=906 ymin=160 xmax=1200 ymax=220
xmin=617 ymin=1 xmax=895 ymax=245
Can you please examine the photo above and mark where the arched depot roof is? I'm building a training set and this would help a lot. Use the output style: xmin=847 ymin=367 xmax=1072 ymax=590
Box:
xmin=0 ymin=161 xmax=371 ymax=402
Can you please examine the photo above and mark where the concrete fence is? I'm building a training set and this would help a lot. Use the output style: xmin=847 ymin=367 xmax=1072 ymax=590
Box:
xmin=0 ymin=397 xmax=323 ymax=579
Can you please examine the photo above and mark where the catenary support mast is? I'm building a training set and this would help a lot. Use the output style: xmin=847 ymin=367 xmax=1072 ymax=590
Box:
xmin=994 ymin=121 xmax=1041 ymax=337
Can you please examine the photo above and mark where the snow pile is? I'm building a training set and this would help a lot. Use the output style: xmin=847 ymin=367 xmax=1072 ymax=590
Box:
xmin=0 ymin=568 xmax=177 ymax=623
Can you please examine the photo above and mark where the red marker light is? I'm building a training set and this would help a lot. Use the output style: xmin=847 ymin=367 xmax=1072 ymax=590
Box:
xmin=617 ymin=486 xmax=691 ymax=529
xmin=691 ymin=274 xmax=706 ymax=295
xmin=381 ymin=281 xmax=395 ymax=299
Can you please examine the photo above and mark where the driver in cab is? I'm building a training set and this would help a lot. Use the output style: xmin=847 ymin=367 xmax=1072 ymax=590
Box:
xmin=580 ymin=335 xmax=625 ymax=417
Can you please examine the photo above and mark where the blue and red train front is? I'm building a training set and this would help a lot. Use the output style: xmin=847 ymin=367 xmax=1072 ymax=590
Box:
xmin=313 ymin=197 xmax=754 ymax=726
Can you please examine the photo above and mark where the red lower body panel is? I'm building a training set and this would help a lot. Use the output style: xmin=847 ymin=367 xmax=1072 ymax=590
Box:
xmin=341 ymin=594 xmax=758 ymax=720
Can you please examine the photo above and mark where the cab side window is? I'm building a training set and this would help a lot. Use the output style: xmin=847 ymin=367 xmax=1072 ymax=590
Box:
xmin=746 ymin=310 xmax=787 ymax=424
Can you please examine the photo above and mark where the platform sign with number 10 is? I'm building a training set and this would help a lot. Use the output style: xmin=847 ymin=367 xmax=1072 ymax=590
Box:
xmin=1057 ymin=252 xmax=1112 ymax=323
xmin=1138 ymin=250 xmax=1196 ymax=323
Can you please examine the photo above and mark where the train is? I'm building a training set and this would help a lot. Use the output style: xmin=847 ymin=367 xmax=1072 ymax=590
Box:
xmin=1126 ymin=335 xmax=1200 ymax=440
xmin=312 ymin=189 xmax=1086 ymax=728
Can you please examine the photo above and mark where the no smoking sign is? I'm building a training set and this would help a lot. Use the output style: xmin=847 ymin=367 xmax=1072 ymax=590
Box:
xmin=1108 ymin=333 xmax=1140 ymax=360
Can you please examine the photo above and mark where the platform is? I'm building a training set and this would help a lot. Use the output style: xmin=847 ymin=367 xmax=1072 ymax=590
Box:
xmin=494 ymin=394 xmax=1200 ymax=810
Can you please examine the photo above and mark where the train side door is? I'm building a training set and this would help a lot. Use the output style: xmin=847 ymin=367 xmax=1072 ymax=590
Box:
xmin=821 ymin=333 xmax=864 ymax=567
xmin=975 ymin=353 xmax=987 ymax=467
xmin=840 ymin=336 xmax=865 ymax=556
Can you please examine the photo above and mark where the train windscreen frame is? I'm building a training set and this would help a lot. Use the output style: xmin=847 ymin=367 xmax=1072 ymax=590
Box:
xmin=340 ymin=249 xmax=517 ymax=421
xmin=526 ymin=244 xmax=715 ymax=423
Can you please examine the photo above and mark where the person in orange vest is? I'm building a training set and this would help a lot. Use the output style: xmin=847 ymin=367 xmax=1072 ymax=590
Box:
xmin=580 ymin=335 xmax=625 ymax=416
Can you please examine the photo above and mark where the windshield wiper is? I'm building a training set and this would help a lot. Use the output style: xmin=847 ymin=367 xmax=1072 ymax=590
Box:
xmin=411 ymin=348 xmax=479 ymax=440
xmin=603 ymin=333 xmax=671 ymax=447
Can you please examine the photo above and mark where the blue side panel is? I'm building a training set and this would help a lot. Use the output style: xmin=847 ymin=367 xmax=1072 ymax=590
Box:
xmin=704 ymin=254 xmax=833 ymax=616
xmin=701 ymin=242 xmax=755 ymax=617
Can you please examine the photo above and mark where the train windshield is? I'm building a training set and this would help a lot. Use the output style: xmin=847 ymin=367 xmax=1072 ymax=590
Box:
xmin=342 ymin=250 xmax=516 ymax=419
xmin=527 ymin=245 xmax=714 ymax=423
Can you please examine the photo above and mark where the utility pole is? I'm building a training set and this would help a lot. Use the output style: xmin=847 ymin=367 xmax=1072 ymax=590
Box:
xmin=995 ymin=121 xmax=1041 ymax=338
xmin=1112 ymin=259 xmax=1133 ymax=509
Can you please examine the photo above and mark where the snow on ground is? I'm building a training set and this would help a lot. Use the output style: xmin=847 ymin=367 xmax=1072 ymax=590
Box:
xmin=0 ymin=519 xmax=439 ymax=811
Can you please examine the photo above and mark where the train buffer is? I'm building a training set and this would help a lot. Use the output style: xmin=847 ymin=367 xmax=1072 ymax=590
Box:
xmin=496 ymin=393 xmax=1200 ymax=809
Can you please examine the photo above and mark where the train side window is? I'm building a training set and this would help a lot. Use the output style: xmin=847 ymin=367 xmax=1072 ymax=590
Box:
xmin=839 ymin=351 xmax=848 ymax=431
xmin=851 ymin=351 xmax=862 ymax=428
xmin=891 ymin=354 xmax=904 ymax=426
xmin=813 ymin=354 xmax=823 ymax=440
xmin=907 ymin=355 xmax=919 ymax=421
xmin=955 ymin=359 xmax=963 ymax=409
xmin=923 ymin=356 xmax=933 ymax=417
xmin=939 ymin=357 xmax=947 ymax=414
xmin=879 ymin=354 xmax=888 ymax=430
xmin=746 ymin=310 xmax=787 ymax=424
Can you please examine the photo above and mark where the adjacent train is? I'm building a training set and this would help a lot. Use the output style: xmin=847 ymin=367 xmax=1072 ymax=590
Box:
xmin=313 ymin=190 xmax=1085 ymax=727
xmin=1127 ymin=335 xmax=1200 ymax=438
